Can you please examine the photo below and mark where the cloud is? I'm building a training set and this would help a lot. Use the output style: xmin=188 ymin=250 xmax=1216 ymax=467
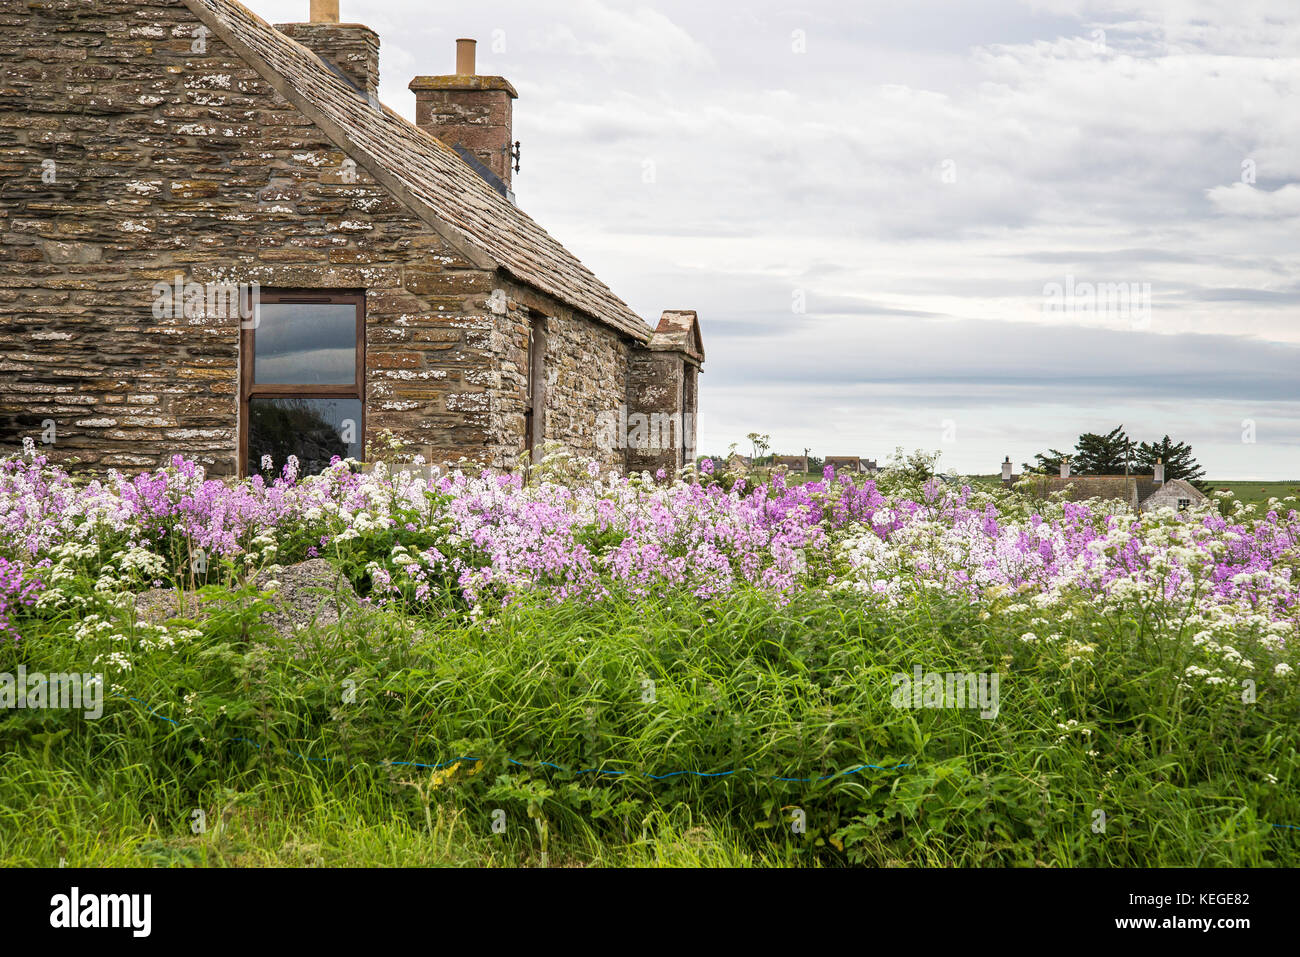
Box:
xmin=529 ymin=1 xmax=716 ymax=73
xmin=240 ymin=0 xmax=1300 ymax=476
xmin=1207 ymin=182 xmax=1300 ymax=218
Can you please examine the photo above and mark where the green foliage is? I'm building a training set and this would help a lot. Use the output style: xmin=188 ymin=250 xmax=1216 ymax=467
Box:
xmin=1023 ymin=448 xmax=1072 ymax=475
xmin=1071 ymin=425 xmax=1134 ymax=474
xmin=1027 ymin=426 xmax=1206 ymax=483
xmin=4 ymin=573 xmax=1296 ymax=867
xmin=879 ymin=447 xmax=942 ymax=490
xmin=1137 ymin=435 xmax=1208 ymax=489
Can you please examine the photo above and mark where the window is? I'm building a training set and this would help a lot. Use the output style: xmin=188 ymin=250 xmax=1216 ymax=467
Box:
xmin=240 ymin=290 xmax=364 ymax=477
xmin=524 ymin=316 xmax=547 ymax=457
xmin=1178 ymin=498 xmax=1191 ymax=511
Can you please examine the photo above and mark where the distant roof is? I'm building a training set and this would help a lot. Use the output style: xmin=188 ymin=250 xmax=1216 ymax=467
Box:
xmin=1022 ymin=474 xmax=1165 ymax=507
xmin=182 ymin=0 xmax=653 ymax=341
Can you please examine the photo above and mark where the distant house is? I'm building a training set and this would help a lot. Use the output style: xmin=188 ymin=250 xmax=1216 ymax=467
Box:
xmin=1001 ymin=458 xmax=1208 ymax=512
xmin=810 ymin=455 xmax=879 ymax=475
xmin=1138 ymin=478 xmax=1209 ymax=514
xmin=772 ymin=455 xmax=810 ymax=473
xmin=824 ymin=455 xmax=864 ymax=473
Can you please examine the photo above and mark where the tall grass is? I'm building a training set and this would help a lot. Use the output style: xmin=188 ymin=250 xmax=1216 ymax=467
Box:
xmin=3 ymin=580 xmax=1296 ymax=867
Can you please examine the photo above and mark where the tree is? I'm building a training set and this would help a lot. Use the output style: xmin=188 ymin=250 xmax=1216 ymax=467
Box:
xmin=1137 ymin=435 xmax=1207 ymax=489
xmin=1072 ymin=425 xmax=1133 ymax=475
xmin=1022 ymin=448 xmax=1072 ymax=474
xmin=1027 ymin=427 xmax=1207 ymax=487
xmin=883 ymin=446 xmax=941 ymax=486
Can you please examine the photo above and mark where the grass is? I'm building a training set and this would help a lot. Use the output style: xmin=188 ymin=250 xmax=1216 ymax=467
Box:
xmin=3 ymin=579 xmax=1297 ymax=867
xmin=964 ymin=476 xmax=1299 ymax=508
xmin=1208 ymin=482 xmax=1300 ymax=508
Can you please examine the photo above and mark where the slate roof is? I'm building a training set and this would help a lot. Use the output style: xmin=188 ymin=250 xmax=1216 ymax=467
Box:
xmin=1021 ymin=474 xmax=1163 ymax=510
xmin=772 ymin=456 xmax=810 ymax=471
xmin=648 ymin=310 xmax=705 ymax=361
xmin=1141 ymin=479 xmax=1209 ymax=508
xmin=181 ymin=0 xmax=653 ymax=341
xmin=823 ymin=456 xmax=862 ymax=471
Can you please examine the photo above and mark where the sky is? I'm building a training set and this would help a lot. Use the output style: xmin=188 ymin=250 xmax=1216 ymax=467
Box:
xmin=250 ymin=0 xmax=1299 ymax=479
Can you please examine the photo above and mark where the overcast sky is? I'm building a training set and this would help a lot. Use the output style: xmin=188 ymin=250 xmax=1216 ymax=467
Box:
xmin=252 ymin=0 xmax=1299 ymax=478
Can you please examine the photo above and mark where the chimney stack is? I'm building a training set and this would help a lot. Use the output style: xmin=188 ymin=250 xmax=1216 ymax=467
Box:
xmin=410 ymin=39 xmax=520 ymax=197
xmin=1060 ymin=460 xmax=1071 ymax=479
xmin=278 ymin=5 xmax=380 ymax=99
xmin=1001 ymin=457 xmax=1013 ymax=483
xmin=1154 ymin=459 xmax=1164 ymax=484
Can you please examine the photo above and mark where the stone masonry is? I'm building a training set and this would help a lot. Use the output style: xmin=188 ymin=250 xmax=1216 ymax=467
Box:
xmin=0 ymin=0 xmax=703 ymax=477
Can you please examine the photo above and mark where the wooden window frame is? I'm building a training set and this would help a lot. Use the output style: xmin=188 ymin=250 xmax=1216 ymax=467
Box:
xmin=239 ymin=289 xmax=366 ymax=477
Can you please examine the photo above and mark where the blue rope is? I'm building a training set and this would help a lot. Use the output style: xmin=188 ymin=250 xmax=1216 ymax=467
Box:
xmin=114 ymin=693 xmax=179 ymax=726
xmin=105 ymin=693 xmax=1299 ymax=831
xmin=109 ymin=693 xmax=910 ymax=781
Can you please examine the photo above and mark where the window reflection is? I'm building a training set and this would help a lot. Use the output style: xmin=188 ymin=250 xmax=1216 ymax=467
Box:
xmin=253 ymin=303 xmax=357 ymax=385
xmin=248 ymin=397 xmax=362 ymax=476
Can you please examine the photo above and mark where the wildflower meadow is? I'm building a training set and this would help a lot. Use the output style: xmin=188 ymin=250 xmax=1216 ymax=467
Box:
xmin=1 ymin=440 xmax=1297 ymax=867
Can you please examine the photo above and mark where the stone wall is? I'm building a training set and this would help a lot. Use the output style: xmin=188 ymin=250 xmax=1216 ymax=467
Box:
xmin=625 ymin=310 xmax=701 ymax=474
xmin=493 ymin=281 xmax=630 ymax=470
xmin=626 ymin=349 xmax=689 ymax=475
xmin=0 ymin=0 xmax=687 ymax=479
xmin=539 ymin=298 xmax=629 ymax=468
xmin=0 ymin=0 xmax=511 ymax=474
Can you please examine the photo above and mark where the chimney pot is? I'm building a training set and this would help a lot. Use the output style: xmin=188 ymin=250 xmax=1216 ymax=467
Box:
xmin=310 ymin=0 xmax=339 ymax=24
xmin=1001 ymin=457 xmax=1013 ymax=482
xmin=1060 ymin=461 xmax=1071 ymax=478
xmin=1154 ymin=459 xmax=1165 ymax=484
xmin=456 ymin=38 xmax=477 ymax=76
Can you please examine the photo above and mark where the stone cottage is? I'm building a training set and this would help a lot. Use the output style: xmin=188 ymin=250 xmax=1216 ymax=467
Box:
xmin=1000 ymin=458 xmax=1208 ymax=512
xmin=0 ymin=0 xmax=704 ymax=477
xmin=771 ymin=455 xmax=809 ymax=473
xmin=824 ymin=455 xmax=877 ymax=475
